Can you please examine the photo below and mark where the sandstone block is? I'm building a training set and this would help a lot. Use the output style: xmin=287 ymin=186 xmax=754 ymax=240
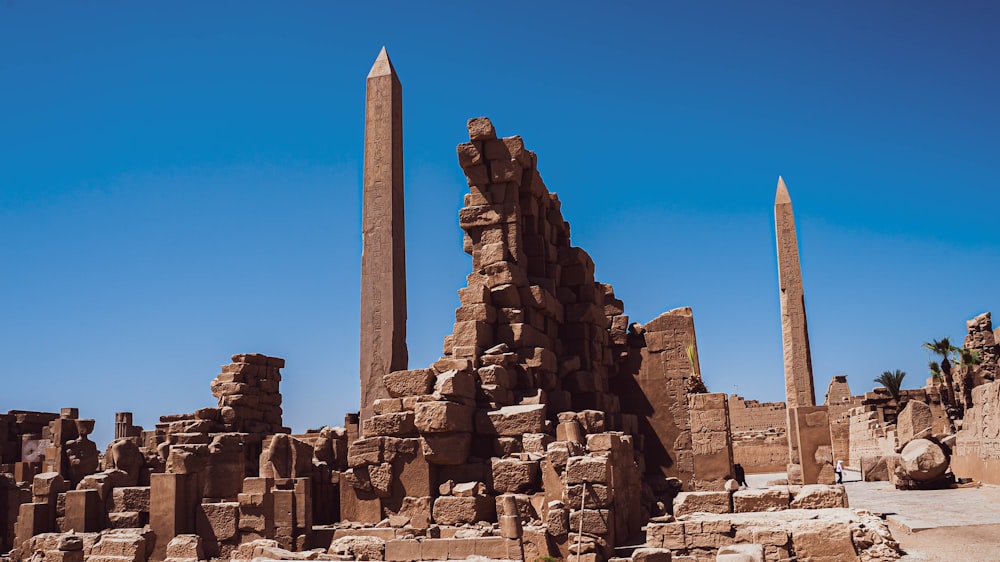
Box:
xmin=789 ymin=520 xmax=856 ymax=560
xmin=459 ymin=203 xmax=517 ymax=228
xmin=434 ymin=370 xmax=476 ymax=400
xmin=383 ymin=369 xmax=435 ymax=398
xmin=33 ymin=472 xmax=69 ymax=497
xmin=478 ymin=404 xmax=547 ymax=436
xmin=717 ymin=544 xmax=764 ymax=562
xmin=522 ymin=433 xmax=555 ymax=454
xmin=384 ymin=539 xmax=421 ymax=562
xmin=490 ymin=458 xmax=540 ymax=494
xmin=456 ymin=142 xmax=482 ymax=168
xmin=497 ymin=323 xmax=549 ymax=348
xmin=398 ymin=496 xmax=432 ymax=529
xmin=420 ymin=433 xmax=471 ymax=465
xmin=732 ymin=488 xmax=790 ymax=512
xmin=432 ymin=495 xmax=496 ymax=525
xmin=569 ymin=508 xmax=611 ymax=535
xmin=108 ymin=511 xmax=144 ymax=529
xmin=329 ymin=535 xmax=385 ymax=561
xmin=632 ymin=547 xmax=673 ymax=562
xmin=467 ymin=117 xmax=496 ymax=141
xmin=452 ymin=481 xmax=487 ymax=497
xmin=478 ymin=364 xmax=516 ymax=388
xmin=197 ymin=502 xmax=239 ymax=542
xmin=861 ymin=455 xmax=889 ymax=482
xmin=112 ymin=487 xmax=150 ymax=513
xmin=414 ymin=401 xmax=473 ymax=433
xmin=565 ymin=483 xmax=611 ymax=508
xmin=899 ymin=438 xmax=948 ymax=481
xmin=672 ymin=491 xmax=731 ymax=516
xmin=165 ymin=534 xmax=204 ymax=560
xmin=546 ymin=503 xmax=569 ymax=536
xmin=565 ymin=456 xmax=610 ymax=484
xmin=348 ymin=437 xmax=384 ymax=467
xmin=790 ymin=485 xmax=848 ymax=509
xmin=362 ymin=412 xmax=416 ymax=437
xmin=373 ymin=398 xmax=404 ymax=415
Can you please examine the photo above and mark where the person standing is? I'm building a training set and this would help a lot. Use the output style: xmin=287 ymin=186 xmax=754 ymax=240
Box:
xmin=835 ymin=459 xmax=844 ymax=484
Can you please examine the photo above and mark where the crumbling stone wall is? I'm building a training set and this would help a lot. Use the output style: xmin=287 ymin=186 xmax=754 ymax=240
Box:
xmin=957 ymin=312 xmax=1000 ymax=411
xmin=847 ymin=407 xmax=895 ymax=470
xmin=340 ymin=118 xmax=706 ymax=557
xmin=728 ymin=396 xmax=786 ymax=434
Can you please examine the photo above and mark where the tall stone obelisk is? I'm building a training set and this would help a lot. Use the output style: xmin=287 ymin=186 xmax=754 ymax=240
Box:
xmin=775 ymin=177 xmax=833 ymax=485
xmin=775 ymin=176 xmax=815 ymax=408
xmin=360 ymin=47 xmax=407 ymax=424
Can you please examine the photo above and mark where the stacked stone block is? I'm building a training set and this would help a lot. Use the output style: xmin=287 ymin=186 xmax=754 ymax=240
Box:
xmin=958 ymin=312 xmax=1000 ymax=411
xmin=211 ymin=354 xmax=287 ymax=436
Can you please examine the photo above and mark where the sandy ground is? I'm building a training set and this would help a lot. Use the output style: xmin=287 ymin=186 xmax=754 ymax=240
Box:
xmin=745 ymin=470 xmax=1000 ymax=560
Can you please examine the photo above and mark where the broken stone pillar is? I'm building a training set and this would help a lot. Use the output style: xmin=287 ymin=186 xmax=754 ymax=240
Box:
xmin=13 ymin=502 xmax=50 ymax=551
xmin=64 ymin=489 xmax=102 ymax=532
xmin=150 ymin=472 xmax=197 ymax=560
xmin=360 ymin=46 xmax=408 ymax=425
xmin=790 ymin=406 xmax=835 ymax=485
xmin=237 ymin=477 xmax=274 ymax=542
xmin=688 ymin=393 xmax=735 ymax=490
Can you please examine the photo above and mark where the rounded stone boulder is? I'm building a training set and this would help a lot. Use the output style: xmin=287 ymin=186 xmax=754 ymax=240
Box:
xmin=900 ymin=439 xmax=948 ymax=481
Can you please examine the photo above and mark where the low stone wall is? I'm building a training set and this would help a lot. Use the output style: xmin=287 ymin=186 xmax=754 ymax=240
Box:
xmin=732 ymin=433 xmax=788 ymax=474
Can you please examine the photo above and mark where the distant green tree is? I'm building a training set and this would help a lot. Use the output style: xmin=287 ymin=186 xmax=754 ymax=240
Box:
xmin=922 ymin=338 xmax=959 ymax=411
xmin=956 ymin=348 xmax=982 ymax=411
xmin=874 ymin=369 xmax=906 ymax=404
xmin=928 ymin=360 xmax=942 ymax=382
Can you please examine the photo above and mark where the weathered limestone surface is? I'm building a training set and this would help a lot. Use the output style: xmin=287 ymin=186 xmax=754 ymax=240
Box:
xmin=789 ymin=406 xmax=835 ymax=485
xmin=360 ymin=47 xmax=408 ymax=424
xmin=953 ymin=379 xmax=1000 ymax=484
xmin=646 ymin=508 xmax=899 ymax=561
xmin=688 ymin=393 xmax=734 ymax=490
xmin=728 ymin=396 xmax=786 ymax=434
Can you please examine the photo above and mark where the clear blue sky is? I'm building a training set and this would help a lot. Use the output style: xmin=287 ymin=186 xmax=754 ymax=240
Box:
xmin=2 ymin=2 xmax=997 ymax=448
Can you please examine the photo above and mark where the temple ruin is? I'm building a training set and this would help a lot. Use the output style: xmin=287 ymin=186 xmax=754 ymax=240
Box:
xmin=4 ymin=47 xmax=1000 ymax=562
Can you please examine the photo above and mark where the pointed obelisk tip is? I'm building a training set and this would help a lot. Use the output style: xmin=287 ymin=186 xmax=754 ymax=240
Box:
xmin=775 ymin=175 xmax=791 ymax=204
xmin=368 ymin=46 xmax=396 ymax=79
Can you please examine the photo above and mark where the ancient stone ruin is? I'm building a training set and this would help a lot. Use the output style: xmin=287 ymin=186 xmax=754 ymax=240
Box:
xmin=13 ymin=46 xmax=1000 ymax=562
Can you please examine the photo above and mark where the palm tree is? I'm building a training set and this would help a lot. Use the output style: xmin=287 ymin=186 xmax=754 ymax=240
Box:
xmin=685 ymin=343 xmax=707 ymax=393
xmin=928 ymin=361 xmax=942 ymax=384
xmin=922 ymin=338 xmax=959 ymax=411
xmin=956 ymin=348 xmax=982 ymax=411
xmin=874 ymin=369 xmax=906 ymax=404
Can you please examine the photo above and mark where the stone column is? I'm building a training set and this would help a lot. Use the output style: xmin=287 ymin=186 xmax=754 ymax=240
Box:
xmin=359 ymin=46 xmax=407 ymax=424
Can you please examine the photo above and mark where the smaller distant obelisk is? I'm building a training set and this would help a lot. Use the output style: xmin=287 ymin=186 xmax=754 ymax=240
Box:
xmin=359 ymin=47 xmax=407 ymax=424
xmin=775 ymin=176 xmax=816 ymax=408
